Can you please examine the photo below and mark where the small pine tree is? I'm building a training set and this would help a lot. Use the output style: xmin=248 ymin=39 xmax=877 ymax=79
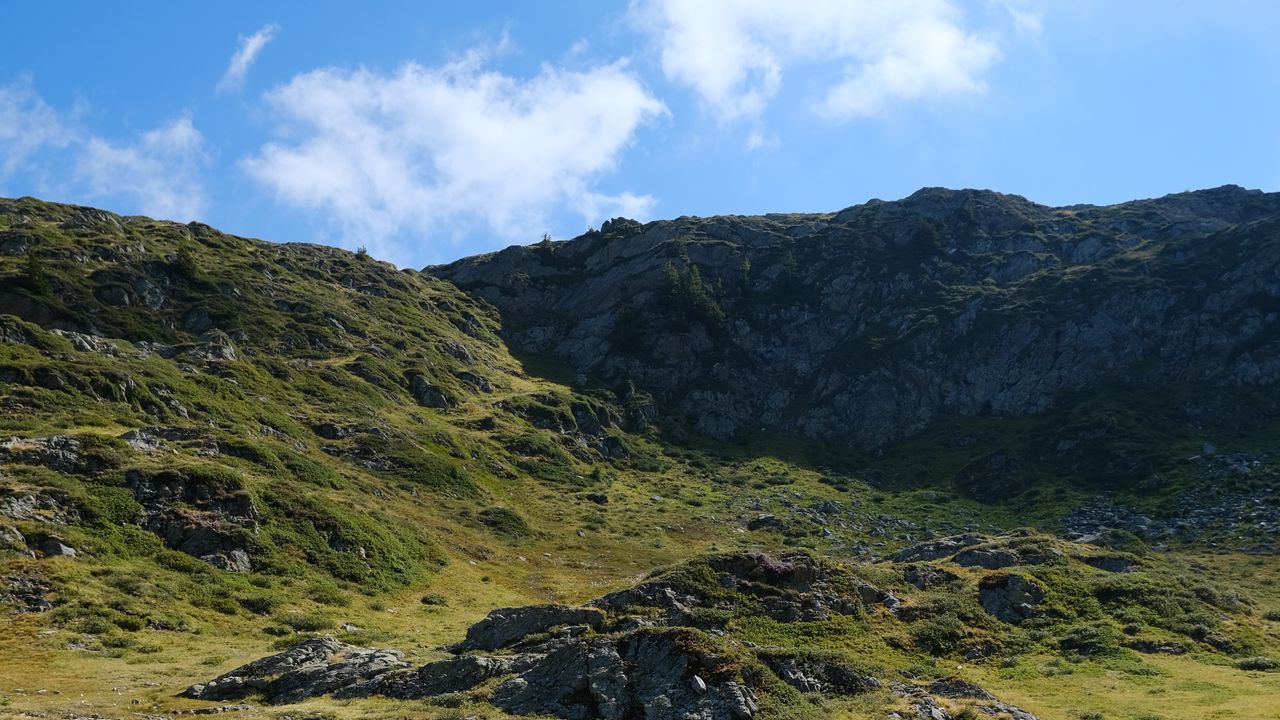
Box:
xmin=659 ymin=261 xmax=685 ymax=304
xmin=19 ymin=249 xmax=51 ymax=295
xmin=174 ymin=244 xmax=200 ymax=277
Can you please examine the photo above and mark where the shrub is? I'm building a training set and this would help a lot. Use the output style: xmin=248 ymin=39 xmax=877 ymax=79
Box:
xmin=309 ymin=583 xmax=351 ymax=607
xmin=237 ymin=594 xmax=281 ymax=615
xmin=275 ymin=612 xmax=335 ymax=632
xmin=478 ymin=506 xmax=533 ymax=539
xmin=911 ymin=612 xmax=966 ymax=655
xmin=1059 ymin=623 xmax=1120 ymax=658
xmin=420 ymin=594 xmax=448 ymax=606
xmin=1236 ymin=656 xmax=1280 ymax=671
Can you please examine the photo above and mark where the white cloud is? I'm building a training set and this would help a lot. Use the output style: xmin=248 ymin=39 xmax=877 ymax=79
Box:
xmin=242 ymin=54 xmax=666 ymax=262
xmin=995 ymin=0 xmax=1044 ymax=34
xmin=632 ymin=0 xmax=1001 ymax=122
xmin=75 ymin=115 xmax=209 ymax=221
xmin=0 ymin=77 xmax=75 ymax=185
xmin=218 ymin=24 xmax=278 ymax=93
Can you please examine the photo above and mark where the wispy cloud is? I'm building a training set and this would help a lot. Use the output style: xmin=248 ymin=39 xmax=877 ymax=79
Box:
xmin=0 ymin=77 xmax=208 ymax=221
xmin=632 ymin=0 xmax=1002 ymax=123
xmin=218 ymin=23 xmax=278 ymax=93
xmin=242 ymin=51 xmax=666 ymax=263
xmin=0 ymin=76 xmax=75 ymax=187
xmin=76 ymin=115 xmax=208 ymax=221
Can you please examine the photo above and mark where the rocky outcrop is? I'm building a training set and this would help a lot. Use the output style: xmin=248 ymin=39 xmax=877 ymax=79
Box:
xmin=126 ymin=468 xmax=258 ymax=571
xmin=187 ymin=552 xmax=890 ymax=719
xmin=429 ymin=186 xmax=1280 ymax=451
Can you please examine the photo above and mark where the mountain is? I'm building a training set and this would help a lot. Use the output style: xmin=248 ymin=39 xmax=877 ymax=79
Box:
xmin=431 ymin=185 xmax=1280 ymax=498
xmin=0 ymin=191 xmax=1278 ymax=720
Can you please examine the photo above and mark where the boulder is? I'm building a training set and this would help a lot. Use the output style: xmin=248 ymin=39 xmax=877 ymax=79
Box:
xmin=409 ymin=374 xmax=450 ymax=408
xmin=952 ymin=547 xmax=1023 ymax=569
xmin=762 ymin=654 xmax=880 ymax=695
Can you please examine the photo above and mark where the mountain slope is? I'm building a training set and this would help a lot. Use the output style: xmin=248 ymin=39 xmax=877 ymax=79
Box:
xmin=430 ymin=186 xmax=1280 ymax=458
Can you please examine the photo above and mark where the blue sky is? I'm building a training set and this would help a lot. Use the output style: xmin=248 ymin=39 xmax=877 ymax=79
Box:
xmin=2 ymin=1 xmax=1278 ymax=266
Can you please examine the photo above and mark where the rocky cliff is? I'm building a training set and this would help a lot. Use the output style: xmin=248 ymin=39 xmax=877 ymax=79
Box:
xmin=430 ymin=186 xmax=1280 ymax=449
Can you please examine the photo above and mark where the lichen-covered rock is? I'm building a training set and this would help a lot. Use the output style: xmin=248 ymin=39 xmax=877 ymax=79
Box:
xmin=458 ymin=604 xmax=606 ymax=651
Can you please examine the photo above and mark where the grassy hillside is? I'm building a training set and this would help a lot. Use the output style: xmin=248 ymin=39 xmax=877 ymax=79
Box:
xmin=0 ymin=197 xmax=1277 ymax=720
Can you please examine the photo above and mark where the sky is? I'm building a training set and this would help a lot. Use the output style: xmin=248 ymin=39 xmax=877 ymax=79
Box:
xmin=1 ymin=1 xmax=1278 ymax=267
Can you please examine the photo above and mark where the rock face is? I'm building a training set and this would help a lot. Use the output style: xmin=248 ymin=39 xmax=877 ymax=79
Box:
xmin=429 ymin=186 xmax=1280 ymax=448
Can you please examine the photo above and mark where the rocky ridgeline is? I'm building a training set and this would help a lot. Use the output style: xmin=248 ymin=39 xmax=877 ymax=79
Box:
xmin=430 ymin=186 xmax=1280 ymax=448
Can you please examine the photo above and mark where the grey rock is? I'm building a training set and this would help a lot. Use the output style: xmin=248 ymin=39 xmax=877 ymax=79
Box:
xmin=952 ymin=547 xmax=1024 ymax=569
xmin=409 ymin=374 xmax=450 ymax=408
xmin=49 ymin=329 xmax=118 ymax=355
xmin=36 ymin=537 xmax=76 ymax=557
xmin=183 ymin=637 xmax=405 ymax=704
xmin=126 ymin=468 xmax=257 ymax=569
xmin=188 ymin=330 xmax=238 ymax=362
xmin=901 ymin=564 xmax=959 ymax=590
xmin=0 ymin=489 xmax=79 ymax=525
xmin=456 ymin=370 xmax=493 ymax=392
xmin=1 ymin=572 xmax=54 ymax=613
xmin=979 ymin=574 xmax=1045 ymax=624
xmin=763 ymin=655 xmax=880 ymax=695
xmin=0 ymin=435 xmax=104 ymax=476
xmin=890 ymin=534 xmax=985 ymax=563
xmin=491 ymin=630 xmax=761 ymax=720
